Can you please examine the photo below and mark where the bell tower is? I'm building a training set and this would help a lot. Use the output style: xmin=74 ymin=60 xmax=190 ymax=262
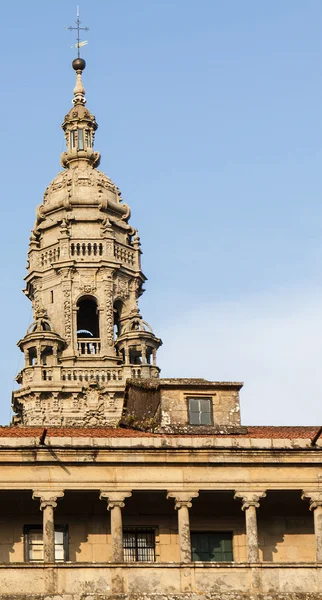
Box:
xmin=12 ymin=57 xmax=162 ymax=427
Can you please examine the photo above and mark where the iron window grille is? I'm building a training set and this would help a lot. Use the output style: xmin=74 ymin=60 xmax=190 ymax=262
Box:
xmin=123 ymin=529 xmax=156 ymax=562
xmin=188 ymin=397 xmax=213 ymax=425
xmin=24 ymin=525 xmax=68 ymax=562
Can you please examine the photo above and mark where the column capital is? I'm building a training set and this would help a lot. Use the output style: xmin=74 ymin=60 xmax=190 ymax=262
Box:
xmin=99 ymin=490 xmax=132 ymax=509
xmin=167 ymin=491 xmax=199 ymax=509
xmin=234 ymin=491 xmax=266 ymax=510
xmin=302 ymin=490 xmax=322 ymax=510
xmin=32 ymin=490 xmax=64 ymax=510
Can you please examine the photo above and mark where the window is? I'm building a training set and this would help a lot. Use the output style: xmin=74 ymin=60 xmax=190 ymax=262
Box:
xmin=24 ymin=525 xmax=68 ymax=562
xmin=188 ymin=397 xmax=212 ymax=425
xmin=70 ymin=130 xmax=76 ymax=149
xmin=191 ymin=532 xmax=233 ymax=562
xmin=123 ymin=529 xmax=155 ymax=562
xmin=85 ymin=129 xmax=92 ymax=148
xmin=78 ymin=129 xmax=84 ymax=150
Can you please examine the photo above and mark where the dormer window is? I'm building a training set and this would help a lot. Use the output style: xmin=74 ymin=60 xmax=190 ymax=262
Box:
xmin=78 ymin=129 xmax=84 ymax=150
xmin=188 ymin=397 xmax=212 ymax=425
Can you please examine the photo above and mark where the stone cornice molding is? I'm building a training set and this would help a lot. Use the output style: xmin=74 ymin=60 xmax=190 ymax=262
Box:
xmin=234 ymin=491 xmax=266 ymax=510
xmin=166 ymin=491 xmax=199 ymax=509
xmin=32 ymin=490 xmax=64 ymax=510
xmin=99 ymin=490 xmax=132 ymax=510
xmin=302 ymin=490 xmax=322 ymax=510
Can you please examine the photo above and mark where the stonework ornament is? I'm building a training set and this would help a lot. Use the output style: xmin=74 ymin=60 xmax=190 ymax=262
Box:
xmin=62 ymin=284 xmax=72 ymax=344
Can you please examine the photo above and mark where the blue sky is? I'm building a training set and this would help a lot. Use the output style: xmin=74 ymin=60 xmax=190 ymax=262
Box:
xmin=0 ymin=1 xmax=321 ymax=425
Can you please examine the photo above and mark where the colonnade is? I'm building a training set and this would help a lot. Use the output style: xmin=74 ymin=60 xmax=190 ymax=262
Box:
xmin=31 ymin=489 xmax=322 ymax=564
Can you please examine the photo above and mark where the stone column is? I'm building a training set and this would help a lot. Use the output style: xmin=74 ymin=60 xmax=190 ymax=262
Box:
xmin=302 ymin=491 xmax=322 ymax=562
xmin=124 ymin=345 xmax=130 ymax=364
xmin=167 ymin=491 xmax=199 ymax=562
xmin=234 ymin=491 xmax=266 ymax=563
xmin=32 ymin=490 xmax=64 ymax=563
xmin=100 ymin=491 xmax=132 ymax=562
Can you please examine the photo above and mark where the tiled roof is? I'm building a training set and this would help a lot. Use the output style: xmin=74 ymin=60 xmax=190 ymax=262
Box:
xmin=244 ymin=426 xmax=320 ymax=439
xmin=0 ymin=426 xmax=154 ymax=438
xmin=0 ymin=425 xmax=319 ymax=439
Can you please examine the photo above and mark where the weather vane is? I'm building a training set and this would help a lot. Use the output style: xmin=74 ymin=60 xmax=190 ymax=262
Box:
xmin=68 ymin=6 xmax=89 ymax=58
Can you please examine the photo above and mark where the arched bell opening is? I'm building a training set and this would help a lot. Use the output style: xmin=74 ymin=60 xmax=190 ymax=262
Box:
xmin=77 ymin=296 xmax=99 ymax=339
xmin=129 ymin=346 xmax=142 ymax=365
xmin=113 ymin=300 xmax=124 ymax=339
xmin=28 ymin=347 xmax=37 ymax=366
xmin=40 ymin=346 xmax=54 ymax=366
xmin=146 ymin=347 xmax=153 ymax=365
xmin=76 ymin=296 xmax=100 ymax=356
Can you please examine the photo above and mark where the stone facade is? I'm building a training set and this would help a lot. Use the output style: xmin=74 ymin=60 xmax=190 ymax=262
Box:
xmin=1 ymin=53 xmax=321 ymax=600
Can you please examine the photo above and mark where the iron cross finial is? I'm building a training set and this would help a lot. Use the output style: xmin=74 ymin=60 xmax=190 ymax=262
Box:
xmin=68 ymin=6 xmax=89 ymax=58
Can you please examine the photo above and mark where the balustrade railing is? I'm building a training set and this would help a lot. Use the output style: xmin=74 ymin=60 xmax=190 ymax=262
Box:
xmin=114 ymin=242 xmax=135 ymax=266
xmin=77 ymin=339 xmax=101 ymax=355
xmin=39 ymin=240 xmax=136 ymax=268
xmin=71 ymin=241 xmax=104 ymax=258
xmin=61 ymin=368 xmax=123 ymax=383
xmin=40 ymin=244 xmax=60 ymax=267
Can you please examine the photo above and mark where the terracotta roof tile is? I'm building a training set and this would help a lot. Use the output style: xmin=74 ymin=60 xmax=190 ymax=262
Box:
xmin=0 ymin=425 xmax=319 ymax=440
xmin=0 ymin=426 xmax=154 ymax=438
xmin=242 ymin=426 xmax=320 ymax=439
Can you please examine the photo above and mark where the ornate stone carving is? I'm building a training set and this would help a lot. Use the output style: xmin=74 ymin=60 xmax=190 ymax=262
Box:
xmin=103 ymin=274 xmax=114 ymax=347
xmin=167 ymin=491 xmax=199 ymax=509
xmin=32 ymin=490 xmax=64 ymax=510
xmin=234 ymin=491 xmax=267 ymax=509
xmin=114 ymin=278 xmax=129 ymax=301
xmin=32 ymin=279 xmax=44 ymax=319
xmin=106 ymin=393 xmax=117 ymax=412
xmin=62 ymin=283 xmax=72 ymax=344
xmin=99 ymin=491 xmax=132 ymax=509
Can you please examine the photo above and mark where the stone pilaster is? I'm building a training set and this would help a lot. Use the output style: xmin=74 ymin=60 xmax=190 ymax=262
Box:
xmin=32 ymin=490 xmax=64 ymax=562
xmin=167 ymin=491 xmax=199 ymax=562
xmin=234 ymin=491 xmax=266 ymax=563
xmin=302 ymin=491 xmax=322 ymax=562
xmin=100 ymin=491 xmax=132 ymax=562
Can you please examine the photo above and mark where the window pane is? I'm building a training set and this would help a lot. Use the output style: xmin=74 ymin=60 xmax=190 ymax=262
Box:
xmin=70 ymin=131 xmax=76 ymax=148
xmin=200 ymin=399 xmax=211 ymax=413
xmin=29 ymin=546 xmax=44 ymax=561
xmin=200 ymin=411 xmax=212 ymax=425
xmin=189 ymin=399 xmax=199 ymax=413
xmin=78 ymin=129 xmax=84 ymax=150
xmin=191 ymin=532 xmax=233 ymax=562
xmin=55 ymin=545 xmax=65 ymax=561
xmin=189 ymin=411 xmax=200 ymax=425
xmin=28 ymin=530 xmax=44 ymax=561
xmin=55 ymin=531 xmax=64 ymax=544
xmin=29 ymin=530 xmax=43 ymax=543
xmin=86 ymin=130 xmax=92 ymax=147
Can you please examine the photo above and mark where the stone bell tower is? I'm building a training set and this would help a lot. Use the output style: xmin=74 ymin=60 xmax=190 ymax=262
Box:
xmin=12 ymin=57 xmax=162 ymax=427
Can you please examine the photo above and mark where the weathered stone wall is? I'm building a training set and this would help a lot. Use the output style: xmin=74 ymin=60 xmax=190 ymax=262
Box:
xmin=0 ymin=564 xmax=322 ymax=597
xmin=159 ymin=385 xmax=241 ymax=430
xmin=0 ymin=592 xmax=322 ymax=600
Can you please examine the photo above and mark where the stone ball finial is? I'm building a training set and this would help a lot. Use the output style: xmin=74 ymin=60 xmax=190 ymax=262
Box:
xmin=72 ymin=57 xmax=86 ymax=71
